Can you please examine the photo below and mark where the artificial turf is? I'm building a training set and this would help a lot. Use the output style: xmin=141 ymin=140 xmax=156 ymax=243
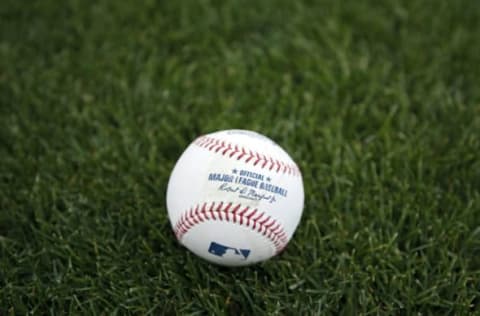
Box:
xmin=1 ymin=0 xmax=480 ymax=314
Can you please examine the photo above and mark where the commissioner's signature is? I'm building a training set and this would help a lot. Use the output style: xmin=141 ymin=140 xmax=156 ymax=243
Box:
xmin=219 ymin=183 xmax=277 ymax=203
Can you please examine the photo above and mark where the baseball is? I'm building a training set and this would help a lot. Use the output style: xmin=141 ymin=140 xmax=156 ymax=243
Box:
xmin=166 ymin=129 xmax=304 ymax=266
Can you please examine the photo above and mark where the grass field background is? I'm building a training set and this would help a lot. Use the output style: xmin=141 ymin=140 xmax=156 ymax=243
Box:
xmin=1 ymin=0 xmax=480 ymax=314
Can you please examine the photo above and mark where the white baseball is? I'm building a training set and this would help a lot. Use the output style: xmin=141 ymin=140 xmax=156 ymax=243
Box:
xmin=166 ymin=129 xmax=304 ymax=266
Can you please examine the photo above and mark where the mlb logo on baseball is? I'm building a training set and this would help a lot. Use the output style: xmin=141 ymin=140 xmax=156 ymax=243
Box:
xmin=166 ymin=129 xmax=304 ymax=267
xmin=208 ymin=242 xmax=251 ymax=259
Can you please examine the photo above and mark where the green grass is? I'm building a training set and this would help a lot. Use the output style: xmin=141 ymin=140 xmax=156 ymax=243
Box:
xmin=1 ymin=0 xmax=480 ymax=314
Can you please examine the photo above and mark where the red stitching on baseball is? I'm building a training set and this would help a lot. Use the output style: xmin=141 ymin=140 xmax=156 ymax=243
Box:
xmin=230 ymin=203 xmax=241 ymax=222
xmin=193 ymin=136 xmax=301 ymax=176
xmin=173 ymin=201 xmax=289 ymax=253
xmin=238 ymin=206 xmax=249 ymax=225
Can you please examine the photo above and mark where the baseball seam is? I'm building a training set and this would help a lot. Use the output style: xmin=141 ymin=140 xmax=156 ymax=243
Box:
xmin=173 ymin=201 xmax=289 ymax=253
xmin=194 ymin=136 xmax=301 ymax=176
